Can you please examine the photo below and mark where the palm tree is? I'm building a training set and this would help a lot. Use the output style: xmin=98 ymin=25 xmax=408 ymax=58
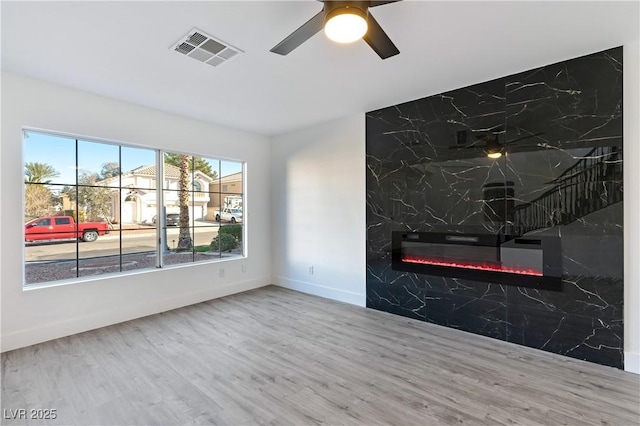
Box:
xmin=176 ymin=154 xmax=193 ymax=251
xmin=24 ymin=162 xmax=59 ymax=183
xmin=164 ymin=153 xmax=218 ymax=180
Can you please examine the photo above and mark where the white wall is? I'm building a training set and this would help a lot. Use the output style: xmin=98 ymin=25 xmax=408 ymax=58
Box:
xmin=623 ymin=41 xmax=640 ymax=374
xmin=271 ymin=115 xmax=366 ymax=306
xmin=0 ymin=72 xmax=272 ymax=352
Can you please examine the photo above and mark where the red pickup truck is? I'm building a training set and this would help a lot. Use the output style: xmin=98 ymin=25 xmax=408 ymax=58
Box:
xmin=25 ymin=216 xmax=110 ymax=243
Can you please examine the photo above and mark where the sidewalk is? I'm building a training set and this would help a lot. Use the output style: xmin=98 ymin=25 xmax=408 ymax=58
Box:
xmin=108 ymin=220 xmax=220 ymax=237
xmin=110 ymin=223 xmax=156 ymax=235
xmin=112 ymin=219 xmax=218 ymax=230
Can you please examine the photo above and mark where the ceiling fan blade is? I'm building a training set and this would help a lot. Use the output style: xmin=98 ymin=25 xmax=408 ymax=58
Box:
xmin=508 ymin=132 xmax=545 ymax=145
xmin=369 ymin=0 xmax=402 ymax=7
xmin=363 ymin=14 xmax=399 ymax=59
xmin=270 ymin=10 xmax=325 ymax=56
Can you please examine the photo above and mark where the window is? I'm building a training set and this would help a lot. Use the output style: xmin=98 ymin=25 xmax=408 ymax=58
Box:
xmin=23 ymin=130 xmax=245 ymax=287
xmin=161 ymin=151 xmax=244 ymax=267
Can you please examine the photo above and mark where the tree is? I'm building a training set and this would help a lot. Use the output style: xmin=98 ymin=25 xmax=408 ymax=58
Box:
xmin=163 ymin=153 xmax=218 ymax=181
xmin=24 ymin=162 xmax=59 ymax=183
xmin=100 ymin=162 xmax=121 ymax=179
xmin=165 ymin=152 xmax=215 ymax=252
xmin=62 ymin=172 xmax=113 ymax=222
xmin=176 ymin=154 xmax=193 ymax=251
xmin=25 ymin=184 xmax=54 ymax=219
xmin=24 ymin=162 xmax=58 ymax=219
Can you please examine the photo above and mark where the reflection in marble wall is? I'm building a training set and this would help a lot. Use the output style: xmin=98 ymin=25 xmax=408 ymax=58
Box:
xmin=366 ymin=47 xmax=624 ymax=368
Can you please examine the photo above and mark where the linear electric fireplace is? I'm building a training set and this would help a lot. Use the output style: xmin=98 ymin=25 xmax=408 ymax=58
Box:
xmin=392 ymin=232 xmax=562 ymax=291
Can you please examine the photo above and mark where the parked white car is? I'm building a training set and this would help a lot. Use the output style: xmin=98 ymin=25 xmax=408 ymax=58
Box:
xmin=214 ymin=208 xmax=243 ymax=224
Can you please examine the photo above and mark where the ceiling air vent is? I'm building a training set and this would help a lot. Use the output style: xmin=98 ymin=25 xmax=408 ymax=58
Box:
xmin=171 ymin=28 xmax=242 ymax=68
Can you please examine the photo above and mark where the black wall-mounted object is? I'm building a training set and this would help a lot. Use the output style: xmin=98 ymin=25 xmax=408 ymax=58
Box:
xmin=392 ymin=232 xmax=562 ymax=291
xmin=366 ymin=46 xmax=624 ymax=369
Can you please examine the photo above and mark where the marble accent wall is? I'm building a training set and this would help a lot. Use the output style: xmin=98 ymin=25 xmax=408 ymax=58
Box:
xmin=366 ymin=47 xmax=624 ymax=368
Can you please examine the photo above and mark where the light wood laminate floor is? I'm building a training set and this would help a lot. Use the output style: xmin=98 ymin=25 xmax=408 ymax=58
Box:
xmin=2 ymin=285 xmax=639 ymax=425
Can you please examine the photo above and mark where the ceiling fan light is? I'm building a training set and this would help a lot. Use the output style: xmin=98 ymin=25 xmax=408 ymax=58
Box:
xmin=487 ymin=150 xmax=503 ymax=159
xmin=325 ymin=7 xmax=368 ymax=44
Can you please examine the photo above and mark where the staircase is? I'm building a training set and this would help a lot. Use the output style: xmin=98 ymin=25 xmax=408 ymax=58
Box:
xmin=511 ymin=146 xmax=622 ymax=234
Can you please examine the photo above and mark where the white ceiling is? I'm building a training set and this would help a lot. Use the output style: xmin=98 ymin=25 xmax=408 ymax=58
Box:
xmin=2 ymin=1 xmax=639 ymax=136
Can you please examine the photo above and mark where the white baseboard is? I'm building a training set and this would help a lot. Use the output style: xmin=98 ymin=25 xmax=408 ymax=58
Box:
xmin=1 ymin=278 xmax=268 ymax=353
xmin=625 ymin=351 xmax=640 ymax=374
xmin=274 ymin=276 xmax=365 ymax=307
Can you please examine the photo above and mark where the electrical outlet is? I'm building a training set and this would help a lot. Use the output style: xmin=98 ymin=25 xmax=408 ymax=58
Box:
xmin=219 ymin=268 xmax=225 ymax=278
xmin=309 ymin=266 xmax=314 ymax=275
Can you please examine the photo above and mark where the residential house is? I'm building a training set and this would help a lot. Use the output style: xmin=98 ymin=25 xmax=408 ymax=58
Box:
xmin=100 ymin=163 xmax=214 ymax=224
xmin=207 ymin=171 xmax=243 ymax=220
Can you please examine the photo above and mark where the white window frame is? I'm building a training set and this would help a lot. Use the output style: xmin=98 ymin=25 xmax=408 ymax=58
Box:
xmin=22 ymin=128 xmax=246 ymax=289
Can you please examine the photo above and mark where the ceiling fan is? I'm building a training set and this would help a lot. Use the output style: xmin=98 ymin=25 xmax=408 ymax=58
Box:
xmin=270 ymin=1 xmax=402 ymax=60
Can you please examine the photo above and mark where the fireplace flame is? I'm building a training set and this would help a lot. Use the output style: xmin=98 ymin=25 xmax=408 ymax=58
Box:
xmin=401 ymin=256 xmax=543 ymax=276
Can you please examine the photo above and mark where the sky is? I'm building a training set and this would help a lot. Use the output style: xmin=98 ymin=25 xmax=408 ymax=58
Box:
xmin=24 ymin=130 xmax=243 ymax=186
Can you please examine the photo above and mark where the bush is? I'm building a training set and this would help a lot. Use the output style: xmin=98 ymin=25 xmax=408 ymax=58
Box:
xmin=211 ymin=233 xmax=238 ymax=252
xmin=219 ymin=225 xmax=242 ymax=242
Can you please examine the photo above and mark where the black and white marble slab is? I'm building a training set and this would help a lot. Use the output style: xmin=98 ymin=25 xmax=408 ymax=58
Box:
xmin=365 ymin=46 xmax=624 ymax=368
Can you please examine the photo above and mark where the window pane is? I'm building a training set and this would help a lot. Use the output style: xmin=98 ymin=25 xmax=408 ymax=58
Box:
xmin=164 ymin=220 xmax=181 ymax=252
xmin=24 ymin=132 xmax=76 ymax=186
xmin=122 ymin=188 xmax=157 ymax=225
xmin=25 ymin=236 xmax=78 ymax=285
xmin=212 ymin=224 xmax=243 ymax=259
xmin=25 ymin=249 xmax=78 ymax=285
xmin=192 ymin=191 xmax=210 ymax=222
xmin=77 ymin=257 xmax=119 ymax=278
xmin=164 ymin=226 xmax=195 ymax=267
xmin=193 ymin=224 xmax=219 ymax=255
xmin=24 ymin=182 xmax=59 ymax=222
xmin=122 ymin=147 xmax=156 ymax=190
xmin=24 ymin=184 xmax=72 ymax=241
xmin=76 ymin=184 xmax=113 ymax=222
xmin=215 ymin=193 xmax=243 ymax=224
xmin=198 ymin=157 xmax=220 ymax=180
xmin=78 ymin=140 xmax=120 ymax=189
xmin=162 ymin=190 xmax=183 ymax=224
xmin=121 ymin=230 xmax=157 ymax=272
xmin=74 ymin=253 xmax=120 ymax=277
xmin=76 ymin=227 xmax=116 ymax=278
xmin=163 ymin=153 xmax=193 ymax=190
xmin=220 ymin=160 xmax=243 ymax=195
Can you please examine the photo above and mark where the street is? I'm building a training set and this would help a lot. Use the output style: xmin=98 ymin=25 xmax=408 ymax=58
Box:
xmin=25 ymin=225 xmax=222 ymax=262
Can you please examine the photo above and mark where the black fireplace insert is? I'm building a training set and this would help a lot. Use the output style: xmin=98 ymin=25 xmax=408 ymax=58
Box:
xmin=392 ymin=232 xmax=562 ymax=291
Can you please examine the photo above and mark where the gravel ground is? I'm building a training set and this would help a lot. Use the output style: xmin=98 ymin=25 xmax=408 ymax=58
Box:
xmin=25 ymin=249 xmax=243 ymax=286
